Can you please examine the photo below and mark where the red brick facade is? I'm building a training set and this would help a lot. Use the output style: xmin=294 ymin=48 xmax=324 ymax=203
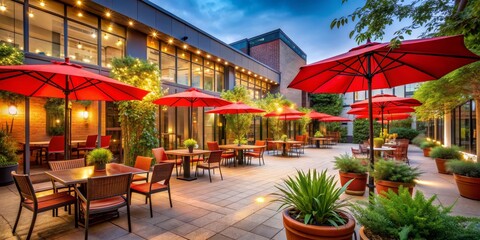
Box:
xmin=250 ymin=40 xmax=280 ymax=71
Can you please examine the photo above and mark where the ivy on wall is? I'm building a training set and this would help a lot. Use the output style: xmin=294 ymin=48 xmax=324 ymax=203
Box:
xmin=0 ymin=43 xmax=24 ymax=105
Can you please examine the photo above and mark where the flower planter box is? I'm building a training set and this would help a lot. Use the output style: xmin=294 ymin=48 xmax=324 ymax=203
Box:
xmin=339 ymin=172 xmax=367 ymax=196
xmin=376 ymin=180 xmax=415 ymax=196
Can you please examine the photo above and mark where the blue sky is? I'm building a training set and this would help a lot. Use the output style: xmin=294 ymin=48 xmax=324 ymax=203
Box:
xmin=151 ymin=0 xmax=425 ymax=64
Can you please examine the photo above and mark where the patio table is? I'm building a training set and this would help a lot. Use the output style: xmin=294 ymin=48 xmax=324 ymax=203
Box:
xmin=218 ymin=144 xmax=265 ymax=166
xmin=309 ymin=137 xmax=333 ymax=148
xmin=20 ymin=140 xmax=86 ymax=164
xmin=268 ymin=140 xmax=303 ymax=156
xmin=383 ymin=142 xmax=399 ymax=147
xmin=373 ymin=147 xmax=395 ymax=158
xmin=164 ymin=149 xmax=211 ymax=181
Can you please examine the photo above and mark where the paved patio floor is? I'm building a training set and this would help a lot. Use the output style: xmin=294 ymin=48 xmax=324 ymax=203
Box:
xmin=1 ymin=143 xmax=479 ymax=240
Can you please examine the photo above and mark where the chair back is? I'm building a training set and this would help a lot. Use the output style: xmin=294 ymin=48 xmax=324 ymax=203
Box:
xmin=254 ymin=140 xmax=265 ymax=153
xmin=100 ymin=135 xmax=111 ymax=148
xmin=85 ymin=135 xmax=98 ymax=148
xmin=86 ymin=173 xmax=131 ymax=201
xmin=134 ymin=156 xmax=152 ymax=171
xmin=150 ymin=163 xmax=174 ymax=185
xmin=49 ymin=158 xmax=86 ymax=171
xmin=11 ymin=171 xmax=36 ymax=203
xmin=207 ymin=141 xmax=220 ymax=151
xmin=48 ymin=136 xmax=64 ymax=152
xmin=152 ymin=147 xmax=169 ymax=162
xmin=295 ymin=135 xmax=304 ymax=142
xmin=207 ymin=150 xmax=223 ymax=164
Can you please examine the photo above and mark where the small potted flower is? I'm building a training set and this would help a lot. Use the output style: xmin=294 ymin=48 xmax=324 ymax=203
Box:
xmin=280 ymin=134 xmax=288 ymax=142
xmin=420 ymin=140 xmax=438 ymax=157
xmin=430 ymin=145 xmax=462 ymax=174
xmin=183 ymin=138 xmax=197 ymax=153
xmin=233 ymin=137 xmax=247 ymax=146
xmin=371 ymin=159 xmax=421 ymax=196
xmin=446 ymin=159 xmax=480 ymax=200
xmin=333 ymin=153 xmax=368 ymax=196
xmin=273 ymin=169 xmax=356 ymax=239
xmin=86 ymin=148 xmax=113 ymax=171
xmin=314 ymin=131 xmax=323 ymax=138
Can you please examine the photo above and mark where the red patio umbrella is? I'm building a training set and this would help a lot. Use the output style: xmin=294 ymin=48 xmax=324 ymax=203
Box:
xmin=347 ymin=106 xmax=415 ymax=115
xmin=356 ymin=113 xmax=410 ymax=120
xmin=308 ymin=110 xmax=333 ymax=119
xmin=264 ymin=106 xmax=305 ymax=136
xmin=320 ymin=116 xmax=351 ymax=122
xmin=153 ymin=88 xmax=231 ymax=138
xmin=0 ymin=58 xmax=150 ymax=166
xmin=288 ymin=35 xmax=480 ymax=195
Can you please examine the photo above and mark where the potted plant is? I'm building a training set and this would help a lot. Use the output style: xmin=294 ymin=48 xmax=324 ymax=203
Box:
xmin=233 ymin=137 xmax=247 ymax=146
xmin=420 ymin=140 xmax=437 ymax=157
xmin=280 ymin=134 xmax=288 ymax=142
xmin=273 ymin=169 xmax=356 ymax=240
xmin=313 ymin=131 xmax=323 ymax=138
xmin=333 ymin=153 xmax=368 ymax=196
xmin=86 ymin=148 xmax=113 ymax=171
xmin=371 ymin=159 xmax=421 ymax=196
xmin=0 ymin=129 xmax=19 ymax=186
xmin=352 ymin=187 xmax=480 ymax=240
xmin=446 ymin=160 xmax=480 ymax=200
xmin=373 ymin=137 xmax=384 ymax=148
xmin=183 ymin=138 xmax=197 ymax=153
xmin=430 ymin=145 xmax=462 ymax=174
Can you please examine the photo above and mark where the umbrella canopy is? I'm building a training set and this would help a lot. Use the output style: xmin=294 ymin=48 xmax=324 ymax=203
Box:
xmin=0 ymin=58 xmax=150 ymax=163
xmin=356 ymin=113 xmax=411 ymax=120
xmin=350 ymin=94 xmax=421 ymax=109
xmin=347 ymin=106 xmax=416 ymax=115
xmin=264 ymin=106 xmax=305 ymax=136
xmin=205 ymin=102 xmax=264 ymax=114
xmin=288 ymin=35 xmax=480 ymax=196
xmin=153 ymin=88 xmax=231 ymax=138
xmin=320 ymin=116 xmax=351 ymax=122
xmin=308 ymin=110 xmax=333 ymax=119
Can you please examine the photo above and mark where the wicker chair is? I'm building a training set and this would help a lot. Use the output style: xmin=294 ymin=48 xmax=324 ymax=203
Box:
xmin=293 ymin=135 xmax=305 ymax=154
xmin=195 ymin=150 xmax=223 ymax=182
xmin=152 ymin=147 xmax=182 ymax=176
xmin=131 ymin=156 xmax=152 ymax=183
xmin=76 ymin=173 xmax=132 ymax=240
xmin=245 ymin=140 xmax=266 ymax=165
xmin=385 ymin=145 xmax=408 ymax=164
xmin=130 ymin=162 xmax=174 ymax=218
xmin=48 ymin=158 xmax=86 ymax=206
xmin=11 ymin=171 xmax=77 ymax=240
xmin=75 ymin=135 xmax=97 ymax=157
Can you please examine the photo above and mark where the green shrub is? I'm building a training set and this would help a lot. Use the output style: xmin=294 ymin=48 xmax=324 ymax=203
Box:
xmin=183 ymin=138 xmax=197 ymax=147
xmin=333 ymin=153 xmax=368 ymax=174
xmin=420 ymin=141 xmax=438 ymax=149
xmin=86 ymin=148 xmax=113 ymax=166
xmin=411 ymin=133 xmax=426 ymax=146
xmin=273 ymin=169 xmax=351 ymax=226
xmin=446 ymin=160 xmax=480 ymax=178
xmin=430 ymin=145 xmax=462 ymax=159
xmin=373 ymin=137 xmax=384 ymax=148
xmin=371 ymin=159 xmax=421 ymax=183
xmin=314 ymin=131 xmax=323 ymax=137
xmin=233 ymin=137 xmax=248 ymax=145
xmin=352 ymin=187 xmax=480 ymax=240
xmin=353 ymin=119 xmax=381 ymax=143
xmin=389 ymin=127 xmax=419 ymax=141
xmin=280 ymin=134 xmax=288 ymax=141
xmin=0 ymin=129 xmax=19 ymax=167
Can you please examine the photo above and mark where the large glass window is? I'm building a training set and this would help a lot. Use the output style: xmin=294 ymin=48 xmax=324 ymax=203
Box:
xmin=177 ymin=49 xmax=190 ymax=86
xmin=215 ymin=65 xmax=224 ymax=92
xmin=29 ymin=8 xmax=64 ymax=58
xmin=0 ymin=1 xmax=23 ymax=49
xmin=204 ymin=60 xmax=214 ymax=91
xmin=101 ymin=20 xmax=125 ymax=68
xmin=146 ymin=36 xmax=159 ymax=65
xmin=67 ymin=21 xmax=98 ymax=64
xmin=161 ymin=53 xmax=175 ymax=82
xmin=192 ymin=62 xmax=203 ymax=89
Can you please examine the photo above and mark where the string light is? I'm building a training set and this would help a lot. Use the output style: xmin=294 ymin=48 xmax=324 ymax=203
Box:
xmin=116 ymin=39 xmax=123 ymax=46
xmin=28 ymin=11 xmax=34 ymax=18
xmin=40 ymin=1 xmax=45 ymax=7
xmin=108 ymin=25 xmax=113 ymax=31
xmin=76 ymin=0 xmax=82 ymax=6
xmin=91 ymin=32 xmax=96 ymax=38
xmin=0 ymin=3 xmax=6 ymax=12
xmin=168 ymin=39 xmax=173 ymax=44
xmin=105 ymin=11 xmax=111 ymax=17
xmin=183 ymin=44 xmax=188 ymax=49
xmin=196 ymin=50 xmax=201 ymax=54
xmin=152 ymin=32 xmax=157 ymax=38
xmin=128 ymin=20 xmax=133 ymax=26
xmin=77 ymin=42 xmax=82 ymax=49
xmin=103 ymin=33 xmax=109 ymax=40
xmin=206 ymin=54 xmax=211 ymax=58
xmin=77 ymin=11 xmax=83 ymax=17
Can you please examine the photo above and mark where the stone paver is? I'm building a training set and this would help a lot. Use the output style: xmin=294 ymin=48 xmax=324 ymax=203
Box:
xmin=1 ymin=144 xmax=479 ymax=239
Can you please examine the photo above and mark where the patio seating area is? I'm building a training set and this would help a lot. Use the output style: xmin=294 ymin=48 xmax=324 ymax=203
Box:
xmin=1 ymin=143 xmax=479 ymax=240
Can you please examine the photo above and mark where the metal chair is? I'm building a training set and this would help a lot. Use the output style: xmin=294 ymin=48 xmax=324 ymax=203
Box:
xmin=245 ymin=140 xmax=266 ymax=165
xmin=76 ymin=173 xmax=132 ymax=240
xmin=43 ymin=136 xmax=64 ymax=164
xmin=130 ymin=163 xmax=174 ymax=218
xmin=76 ymin=135 xmax=97 ymax=157
xmin=195 ymin=150 xmax=223 ymax=182
xmin=207 ymin=141 xmax=235 ymax=166
xmin=11 ymin=171 xmax=77 ymax=240
xmin=152 ymin=147 xmax=182 ymax=176
xmin=100 ymin=135 xmax=111 ymax=149
xmin=131 ymin=156 xmax=152 ymax=183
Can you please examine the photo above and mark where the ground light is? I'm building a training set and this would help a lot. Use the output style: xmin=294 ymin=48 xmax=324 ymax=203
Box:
xmin=255 ymin=197 xmax=265 ymax=203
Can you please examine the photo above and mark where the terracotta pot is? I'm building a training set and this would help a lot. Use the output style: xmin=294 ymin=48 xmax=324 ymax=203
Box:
xmin=282 ymin=209 xmax=355 ymax=240
xmin=434 ymin=158 xmax=452 ymax=175
xmin=94 ymin=163 xmax=106 ymax=171
xmin=423 ymin=148 xmax=431 ymax=157
xmin=359 ymin=226 xmax=369 ymax=240
xmin=453 ymin=174 xmax=480 ymax=200
xmin=0 ymin=163 xmax=18 ymax=186
xmin=376 ymin=180 xmax=415 ymax=196
xmin=188 ymin=146 xmax=194 ymax=153
xmin=339 ymin=171 xmax=367 ymax=196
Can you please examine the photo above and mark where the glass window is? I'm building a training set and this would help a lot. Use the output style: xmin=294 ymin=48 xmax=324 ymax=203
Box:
xmin=161 ymin=42 xmax=174 ymax=54
xmin=147 ymin=47 xmax=159 ymax=65
xmin=0 ymin=1 xmax=23 ymax=49
xmin=204 ymin=67 xmax=214 ymax=91
xmin=192 ymin=63 xmax=203 ymax=89
xmin=101 ymin=31 xmax=124 ymax=68
xmin=101 ymin=20 xmax=125 ymax=37
xmin=29 ymin=9 xmax=64 ymax=58
xmin=177 ymin=58 xmax=190 ymax=86
xmin=161 ymin=52 xmax=175 ymax=82
xmin=205 ymin=59 xmax=214 ymax=69
xmin=67 ymin=21 xmax=98 ymax=64
xmin=177 ymin=49 xmax=190 ymax=60
xmin=216 ymin=65 xmax=224 ymax=92
xmin=31 ymin=0 xmax=64 ymax=15
xmin=147 ymin=36 xmax=159 ymax=50
xmin=67 ymin=6 xmax=97 ymax=27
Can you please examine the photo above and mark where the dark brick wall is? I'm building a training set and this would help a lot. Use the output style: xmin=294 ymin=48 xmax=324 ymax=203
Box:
xmin=249 ymin=40 xmax=280 ymax=71
xmin=279 ymin=40 xmax=306 ymax=107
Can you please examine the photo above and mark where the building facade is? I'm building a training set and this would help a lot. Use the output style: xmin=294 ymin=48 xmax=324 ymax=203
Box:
xmin=0 ymin=0 xmax=305 ymax=152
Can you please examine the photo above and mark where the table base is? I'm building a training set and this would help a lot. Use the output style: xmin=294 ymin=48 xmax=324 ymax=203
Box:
xmin=177 ymin=176 xmax=198 ymax=181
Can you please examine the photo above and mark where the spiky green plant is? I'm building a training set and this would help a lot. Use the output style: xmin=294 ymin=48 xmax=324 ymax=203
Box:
xmin=333 ymin=153 xmax=368 ymax=174
xmin=273 ymin=169 xmax=351 ymax=226
xmin=371 ymin=159 xmax=421 ymax=183
xmin=446 ymin=160 xmax=480 ymax=178
xmin=430 ymin=145 xmax=463 ymax=160
xmin=0 ymin=129 xmax=19 ymax=167
xmin=86 ymin=148 xmax=113 ymax=166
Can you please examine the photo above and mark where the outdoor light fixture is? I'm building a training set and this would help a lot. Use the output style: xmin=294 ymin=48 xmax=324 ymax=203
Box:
xmin=196 ymin=50 xmax=201 ymax=54
xmin=235 ymin=66 xmax=238 ymax=69
xmin=168 ymin=39 xmax=173 ymax=44
xmin=152 ymin=32 xmax=157 ymax=37
xmin=108 ymin=25 xmax=113 ymax=31
xmin=116 ymin=39 xmax=122 ymax=46
xmin=76 ymin=0 xmax=82 ymax=6
xmin=0 ymin=3 xmax=6 ymax=12
xmin=77 ymin=11 xmax=83 ymax=17
xmin=128 ymin=20 xmax=133 ymax=26
xmin=81 ymin=107 xmax=89 ymax=120
xmin=241 ymin=69 xmax=245 ymax=72
xmin=181 ymin=36 xmax=188 ymax=41
xmin=183 ymin=44 xmax=188 ymax=49
xmin=77 ymin=42 xmax=82 ymax=49
xmin=91 ymin=32 xmax=96 ymax=38
xmin=7 ymin=36 xmax=12 ymax=43
xmin=217 ymin=58 xmax=221 ymax=62
xmin=103 ymin=33 xmax=109 ymax=40
xmin=28 ymin=11 xmax=34 ymax=18
xmin=224 ymin=61 xmax=228 ymax=65
xmin=39 ymin=1 xmax=45 ymax=7
xmin=105 ymin=11 xmax=111 ymax=17
xmin=8 ymin=105 xmax=17 ymax=116
xmin=206 ymin=54 xmax=211 ymax=58
xmin=56 ymin=119 xmax=60 ymax=124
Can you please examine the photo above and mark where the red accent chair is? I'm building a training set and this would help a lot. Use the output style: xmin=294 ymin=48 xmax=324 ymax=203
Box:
xmin=207 ymin=141 xmax=235 ymax=166
xmin=245 ymin=140 xmax=266 ymax=165
xmin=76 ymin=135 xmax=97 ymax=157
xmin=152 ymin=147 xmax=182 ymax=176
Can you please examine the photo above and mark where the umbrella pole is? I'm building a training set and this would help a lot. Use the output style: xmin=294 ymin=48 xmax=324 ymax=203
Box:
xmin=381 ymin=106 xmax=384 ymax=133
xmin=24 ymin=97 xmax=30 ymax=174
xmin=189 ymin=103 xmax=193 ymax=139
xmin=367 ymin=56 xmax=375 ymax=198
xmin=64 ymin=77 xmax=70 ymax=159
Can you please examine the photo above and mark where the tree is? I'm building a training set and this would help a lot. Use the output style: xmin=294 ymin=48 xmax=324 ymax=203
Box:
xmin=220 ymin=86 xmax=254 ymax=143
xmin=111 ymin=57 xmax=162 ymax=166
xmin=255 ymin=93 xmax=292 ymax=139
xmin=309 ymin=94 xmax=343 ymax=116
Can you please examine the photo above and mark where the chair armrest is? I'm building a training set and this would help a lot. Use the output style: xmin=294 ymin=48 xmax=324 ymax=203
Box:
xmin=75 ymin=185 xmax=87 ymax=203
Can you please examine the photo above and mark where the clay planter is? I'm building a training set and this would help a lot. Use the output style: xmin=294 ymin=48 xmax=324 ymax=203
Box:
xmin=282 ymin=209 xmax=355 ymax=240
xmin=188 ymin=146 xmax=194 ymax=153
xmin=376 ymin=180 xmax=415 ymax=196
xmin=359 ymin=227 xmax=369 ymax=240
xmin=453 ymin=174 xmax=480 ymax=200
xmin=94 ymin=163 xmax=106 ymax=171
xmin=0 ymin=163 xmax=18 ymax=186
xmin=339 ymin=171 xmax=367 ymax=196
xmin=434 ymin=158 xmax=453 ymax=175
xmin=422 ymin=148 xmax=431 ymax=157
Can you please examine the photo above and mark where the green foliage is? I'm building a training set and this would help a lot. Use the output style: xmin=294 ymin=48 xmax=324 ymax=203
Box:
xmin=0 ymin=43 xmax=24 ymax=105
xmin=0 ymin=128 xmax=19 ymax=167
xmin=183 ymin=138 xmax=197 ymax=147
xmin=353 ymin=119 xmax=381 ymax=143
xmin=420 ymin=140 xmax=438 ymax=149
xmin=430 ymin=145 xmax=463 ymax=159
xmin=273 ymin=169 xmax=351 ymax=226
xmin=233 ymin=137 xmax=248 ymax=145
xmin=255 ymin=93 xmax=292 ymax=139
xmin=372 ymin=159 xmax=421 ymax=184
xmin=333 ymin=153 xmax=368 ymax=173
xmin=389 ymin=127 xmax=420 ymax=141
xmin=111 ymin=57 xmax=161 ymax=166
xmin=412 ymin=133 xmax=426 ymax=146
xmin=86 ymin=148 xmax=113 ymax=166
xmin=309 ymin=94 xmax=343 ymax=116
xmin=297 ymin=107 xmax=311 ymax=135
xmin=373 ymin=137 xmax=384 ymax=148
xmin=314 ymin=131 xmax=323 ymax=138
xmin=280 ymin=134 xmax=288 ymax=141
xmin=352 ymin=187 xmax=480 ymax=240
xmin=44 ymin=98 xmax=65 ymax=136
xmin=221 ymin=86 xmax=254 ymax=142
xmin=446 ymin=160 xmax=480 ymax=178
xmin=389 ymin=118 xmax=413 ymax=129
xmin=326 ymin=122 xmax=348 ymax=143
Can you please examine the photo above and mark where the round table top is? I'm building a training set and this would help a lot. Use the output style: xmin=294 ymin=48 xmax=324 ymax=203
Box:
xmin=373 ymin=147 xmax=395 ymax=151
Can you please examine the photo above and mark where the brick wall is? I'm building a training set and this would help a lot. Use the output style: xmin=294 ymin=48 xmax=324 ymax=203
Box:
xmin=249 ymin=40 xmax=280 ymax=71
xmin=279 ymin=40 xmax=306 ymax=107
